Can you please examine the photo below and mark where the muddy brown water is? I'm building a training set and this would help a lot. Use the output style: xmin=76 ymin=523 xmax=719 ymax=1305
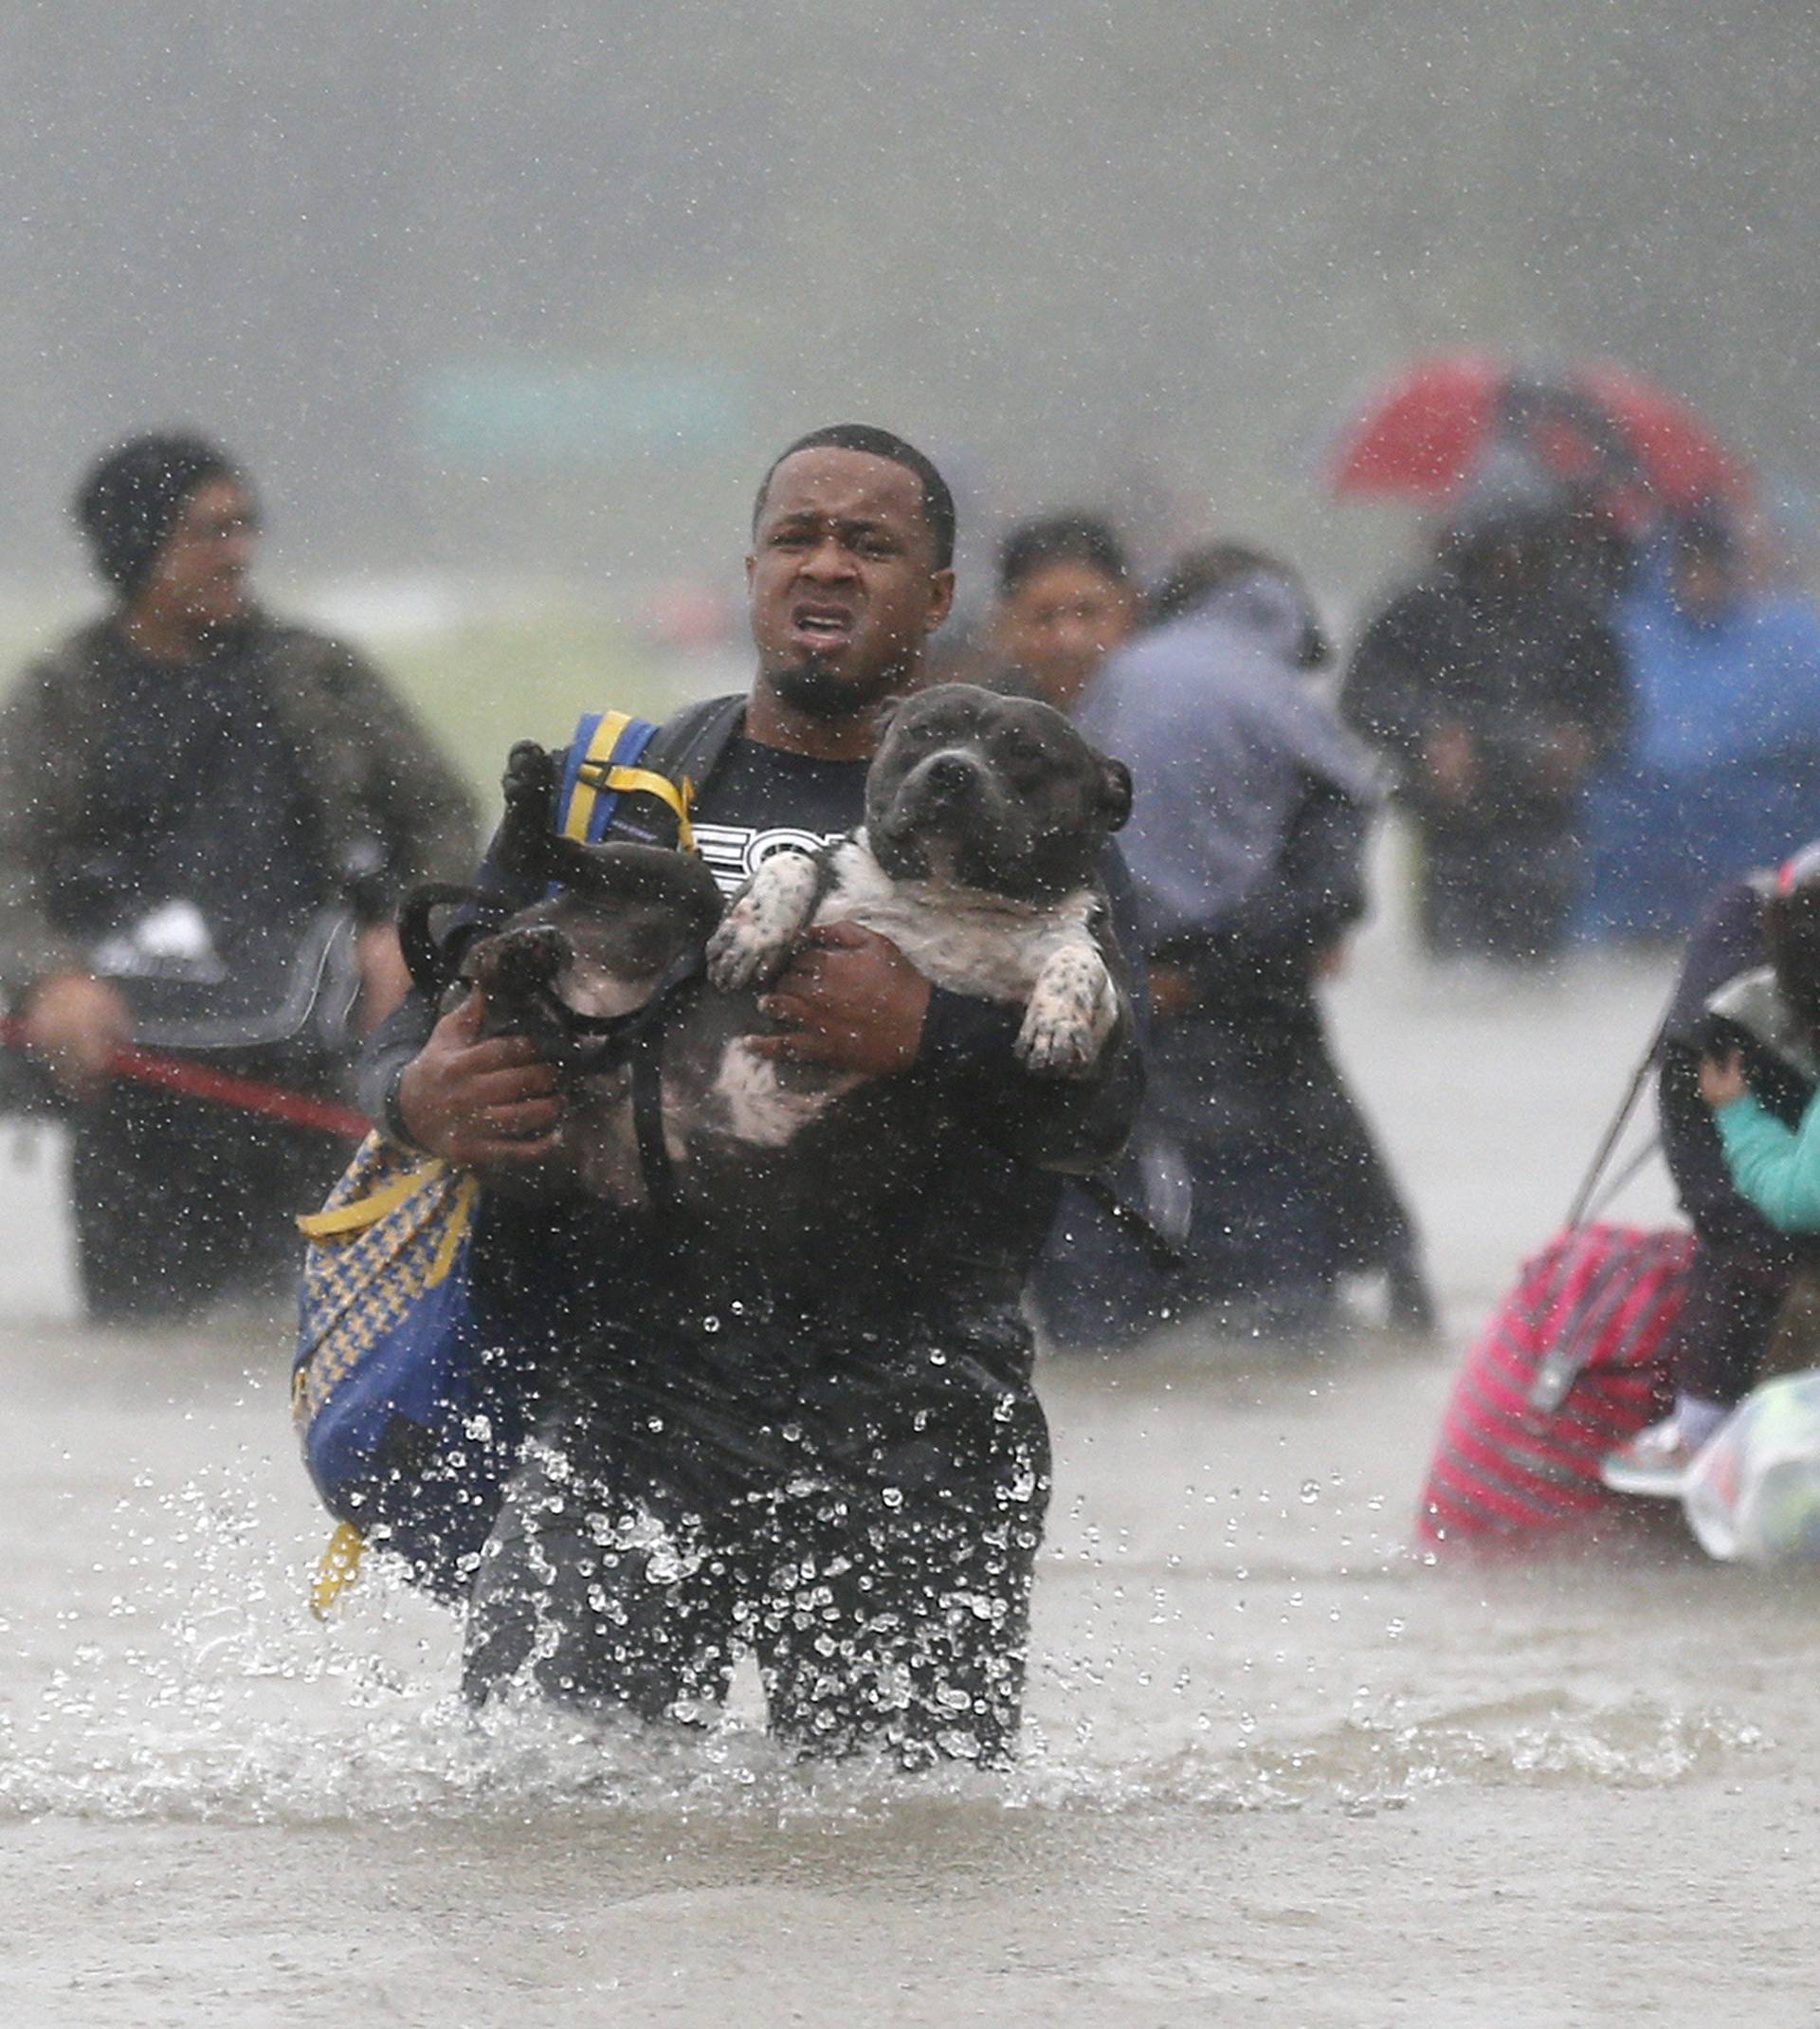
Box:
xmin=4 ymin=935 xmax=1815 ymax=2027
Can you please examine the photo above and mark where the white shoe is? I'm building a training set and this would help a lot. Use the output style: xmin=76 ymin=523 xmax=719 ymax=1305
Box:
xmin=1600 ymin=1417 xmax=1699 ymax=1498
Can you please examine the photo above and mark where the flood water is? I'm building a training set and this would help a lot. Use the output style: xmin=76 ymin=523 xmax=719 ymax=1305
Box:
xmin=4 ymin=912 xmax=1815 ymax=2027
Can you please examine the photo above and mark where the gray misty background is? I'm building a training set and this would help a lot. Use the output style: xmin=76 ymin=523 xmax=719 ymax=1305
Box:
xmin=3 ymin=0 xmax=1816 ymax=610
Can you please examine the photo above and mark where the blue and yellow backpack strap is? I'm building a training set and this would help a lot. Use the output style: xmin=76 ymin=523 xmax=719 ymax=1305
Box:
xmin=555 ymin=709 xmax=697 ymax=859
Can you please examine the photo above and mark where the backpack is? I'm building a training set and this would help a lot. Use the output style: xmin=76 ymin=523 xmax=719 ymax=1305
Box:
xmin=1415 ymin=1222 xmax=1694 ymax=1551
xmin=292 ymin=696 xmax=744 ymax=1611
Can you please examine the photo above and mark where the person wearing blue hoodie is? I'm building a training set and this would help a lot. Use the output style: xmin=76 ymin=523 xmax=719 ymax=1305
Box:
xmin=1582 ymin=510 xmax=1820 ymax=941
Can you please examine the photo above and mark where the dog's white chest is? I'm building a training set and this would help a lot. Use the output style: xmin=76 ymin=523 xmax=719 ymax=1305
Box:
xmin=810 ymin=839 xmax=1090 ymax=1002
xmin=702 ymin=832 xmax=1119 ymax=1143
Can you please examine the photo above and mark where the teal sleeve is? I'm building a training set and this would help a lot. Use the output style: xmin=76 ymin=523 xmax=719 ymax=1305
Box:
xmin=1715 ymin=1090 xmax=1820 ymax=1231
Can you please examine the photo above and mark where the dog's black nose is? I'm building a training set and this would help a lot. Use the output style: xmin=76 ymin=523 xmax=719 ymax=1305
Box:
xmin=922 ymin=753 xmax=975 ymax=800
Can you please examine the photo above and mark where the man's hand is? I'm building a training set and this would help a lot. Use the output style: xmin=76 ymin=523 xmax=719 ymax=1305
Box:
xmin=353 ymin=923 xmax=414 ymax=1036
xmin=22 ymin=971 xmax=132 ymax=1101
xmin=750 ymin=922 xmax=931 ymax=1074
xmin=1701 ymin=1048 xmax=1749 ymax=1110
xmin=396 ymin=988 xmax=565 ymax=1166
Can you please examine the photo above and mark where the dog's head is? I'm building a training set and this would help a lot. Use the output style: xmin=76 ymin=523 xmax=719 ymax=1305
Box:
xmin=864 ymin=683 xmax=1132 ymax=902
xmin=459 ymin=840 xmax=724 ymax=1067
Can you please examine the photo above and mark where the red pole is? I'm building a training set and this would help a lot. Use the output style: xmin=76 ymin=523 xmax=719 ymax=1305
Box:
xmin=0 ymin=1017 xmax=371 ymax=1142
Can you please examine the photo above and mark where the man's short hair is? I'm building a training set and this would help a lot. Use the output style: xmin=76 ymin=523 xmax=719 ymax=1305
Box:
xmin=752 ymin=424 xmax=956 ymax=571
xmin=997 ymin=513 xmax=1129 ymax=597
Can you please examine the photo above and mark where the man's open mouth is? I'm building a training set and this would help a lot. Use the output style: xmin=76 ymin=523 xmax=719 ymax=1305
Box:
xmin=789 ymin=604 xmax=856 ymax=651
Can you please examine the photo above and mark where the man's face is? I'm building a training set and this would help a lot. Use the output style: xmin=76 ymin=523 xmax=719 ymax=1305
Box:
xmin=746 ymin=448 xmax=955 ymax=719
xmin=994 ymin=559 xmax=1136 ymax=709
xmin=139 ymin=475 xmax=258 ymax=629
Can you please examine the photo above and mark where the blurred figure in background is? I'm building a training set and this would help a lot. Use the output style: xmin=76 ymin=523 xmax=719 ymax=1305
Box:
xmin=990 ymin=512 xmax=1139 ymax=711
xmin=1342 ymin=489 xmax=1629 ymax=964
xmin=990 ymin=512 xmax=1163 ymax=1344
xmin=1039 ymin=540 xmax=1430 ymax=1344
xmin=1580 ymin=507 xmax=1820 ymax=942
xmin=0 ymin=431 xmax=477 ymax=1322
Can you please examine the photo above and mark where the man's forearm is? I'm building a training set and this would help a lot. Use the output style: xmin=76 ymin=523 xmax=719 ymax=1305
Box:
xmin=357 ymin=991 xmax=441 ymax=1142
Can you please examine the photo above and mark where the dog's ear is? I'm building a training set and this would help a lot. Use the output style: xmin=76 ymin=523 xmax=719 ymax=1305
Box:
xmin=397 ymin=882 xmax=491 ymax=999
xmin=872 ymin=695 xmax=907 ymax=741
xmin=1099 ymin=757 xmax=1134 ymax=833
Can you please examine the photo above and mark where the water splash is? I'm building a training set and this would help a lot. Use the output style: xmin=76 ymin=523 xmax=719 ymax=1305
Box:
xmin=0 ymin=1452 xmax=1771 ymax=1828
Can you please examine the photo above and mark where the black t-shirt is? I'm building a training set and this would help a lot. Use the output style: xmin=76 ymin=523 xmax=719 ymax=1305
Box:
xmin=689 ymin=737 xmax=864 ymax=898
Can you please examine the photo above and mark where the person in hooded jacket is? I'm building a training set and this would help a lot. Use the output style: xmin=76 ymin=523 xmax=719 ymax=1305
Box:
xmin=1343 ymin=499 xmax=1629 ymax=964
xmin=0 ymin=432 xmax=477 ymax=1320
xmin=1038 ymin=542 xmax=1431 ymax=1343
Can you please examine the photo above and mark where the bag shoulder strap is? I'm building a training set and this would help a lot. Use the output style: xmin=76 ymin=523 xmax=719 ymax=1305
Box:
xmin=555 ymin=710 xmax=664 ymax=846
xmin=553 ymin=694 xmax=745 ymax=858
xmin=641 ymin=692 xmax=746 ymax=791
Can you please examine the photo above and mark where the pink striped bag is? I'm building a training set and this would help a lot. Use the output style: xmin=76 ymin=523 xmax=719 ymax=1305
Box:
xmin=1415 ymin=1223 xmax=1695 ymax=1550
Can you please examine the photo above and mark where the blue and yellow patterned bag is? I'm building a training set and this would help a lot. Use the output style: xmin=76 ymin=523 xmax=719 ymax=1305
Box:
xmin=291 ymin=704 xmax=710 ymax=1612
xmin=293 ymin=1135 xmax=520 ymax=1610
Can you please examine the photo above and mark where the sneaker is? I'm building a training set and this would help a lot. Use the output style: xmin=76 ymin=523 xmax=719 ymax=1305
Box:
xmin=1600 ymin=1417 xmax=1699 ymax=1499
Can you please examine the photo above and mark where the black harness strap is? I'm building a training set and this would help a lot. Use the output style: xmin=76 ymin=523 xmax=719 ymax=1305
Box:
xmin=620 ymin=954 xmax=702 ymax=1219
xmin=1075 ymin=1169 xmax=1191 ymax=1276
xmin=595 ymin=696 xmax=744 ymax=1218
xmin=631 ymin=1023 xmax=682 ymax=1220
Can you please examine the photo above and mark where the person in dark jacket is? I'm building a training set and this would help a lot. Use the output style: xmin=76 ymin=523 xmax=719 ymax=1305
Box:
xmin=0 ymin=432 xmax=477 ymax=1320
xmin=1037 ymin=543 xmax=1429 ymax=1344
xmin=1343 ymin=502 xmax=1630 ymax=963
xmin=359 ymin=425 xmax=1139 ymax=1766
xmin=1604 ymin=848 xmax=1820 ymax=1495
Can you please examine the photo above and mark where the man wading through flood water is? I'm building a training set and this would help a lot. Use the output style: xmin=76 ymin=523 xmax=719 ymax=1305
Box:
xmin=360 ymin=427 xmax=1139 ymax=1764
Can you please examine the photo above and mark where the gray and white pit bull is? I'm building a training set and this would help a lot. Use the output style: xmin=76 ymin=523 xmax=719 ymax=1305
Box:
xmin=702 ymin=682 xmax=1132 ymax=1146
xmin=451 ymin=682 xmax=1133 ymax=1221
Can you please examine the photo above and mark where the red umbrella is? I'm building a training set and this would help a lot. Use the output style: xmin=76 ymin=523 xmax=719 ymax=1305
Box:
xmin=1326 ymin=353 xmax=1750 ymax=514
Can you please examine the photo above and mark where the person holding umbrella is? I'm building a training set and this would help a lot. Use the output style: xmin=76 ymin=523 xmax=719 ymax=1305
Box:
xmin=1340 ymin=471 xmax=1630 ymax=963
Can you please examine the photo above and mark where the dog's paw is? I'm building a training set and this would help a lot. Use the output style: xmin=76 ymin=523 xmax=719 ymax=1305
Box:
xmin=1015 ymin=1003 xmax=1100 ymax=1075
xmin=502 ymin=740 xmax=556 ymax=814
xmin=706 ymin=852 xmax=820 ymax=991
xmin=1014 ymin=946 xmax=1116 ymax=1076
xmin=495 ymin=742 xmax=562 ymax=882
xmin=705 ymin=913 xmax=781 ymax=992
